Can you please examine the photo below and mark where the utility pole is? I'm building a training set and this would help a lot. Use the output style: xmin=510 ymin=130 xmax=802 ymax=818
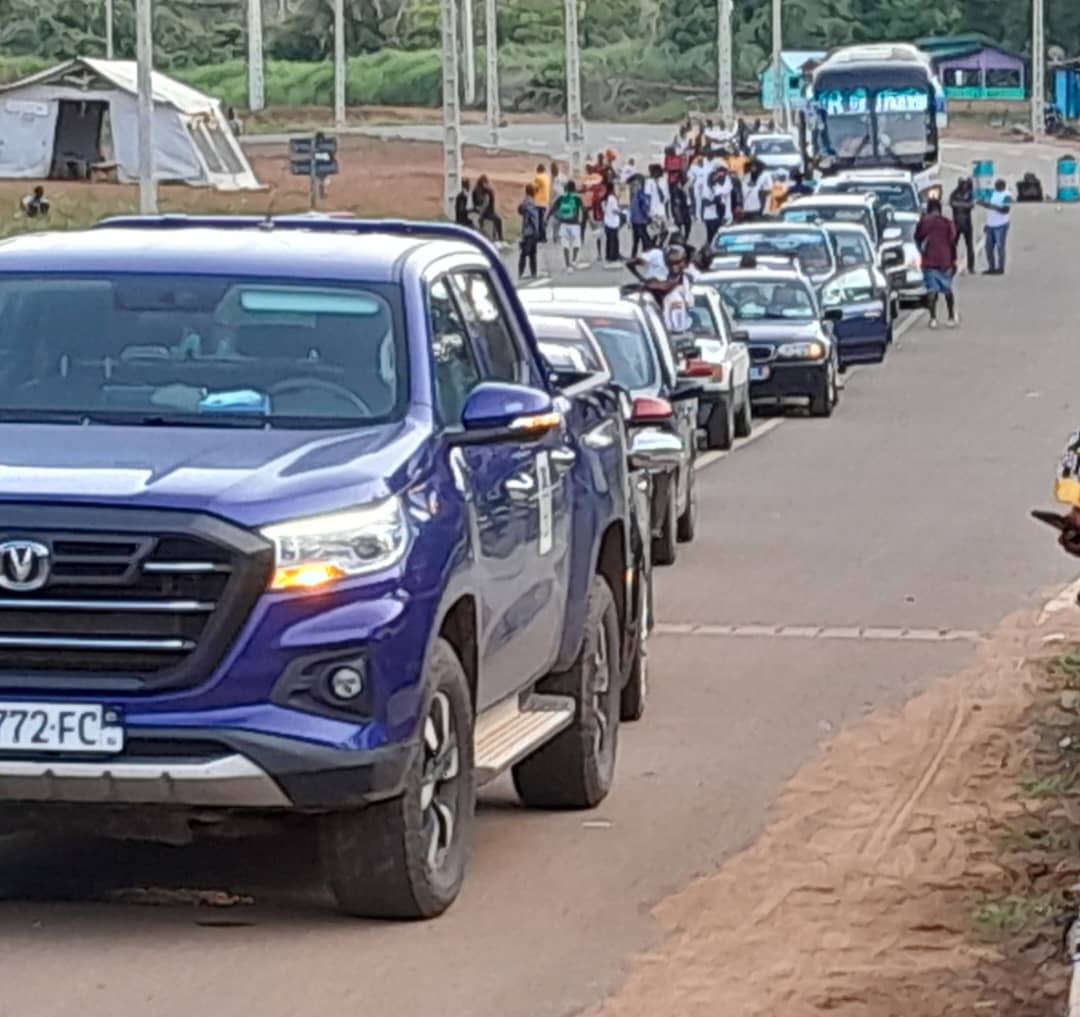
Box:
xmin=564 ymin=0 xmax=584 ymax=178
xmin=1032 ymin=0 xmax=1045 ymax=136
xmin=334 ymin=0 xmax=346 ymax=126
xmin=484 ymin=0 xmax=499 ymax=147
xmin=105 ymin=0 xmax=114 ymax=59
xmin=462 ymin=0 xmax=476 ymax=106
xmin=440 ymin=0 xmax=463 ymax=217
xmin=247 ymin=0 xmax=265 ymax=112
xmin=771 ymin=0 xmax=784 ymax=128
xmin=716 ymin=0 xmax=733 ymax=122
xmin=135 ymin=0 xmax=157 ymax=213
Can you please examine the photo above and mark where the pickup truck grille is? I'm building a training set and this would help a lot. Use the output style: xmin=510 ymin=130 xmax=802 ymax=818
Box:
xmin=0 ymin=506 xmax=273 ymax=694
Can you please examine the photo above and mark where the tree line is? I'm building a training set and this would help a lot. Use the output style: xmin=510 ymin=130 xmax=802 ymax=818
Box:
xmin=4 ymin=0 xmax=1079 ymax=100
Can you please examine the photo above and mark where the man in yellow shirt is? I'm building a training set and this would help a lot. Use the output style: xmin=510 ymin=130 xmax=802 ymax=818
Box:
xmin=533 ymin=163 xmax=552 ymax=241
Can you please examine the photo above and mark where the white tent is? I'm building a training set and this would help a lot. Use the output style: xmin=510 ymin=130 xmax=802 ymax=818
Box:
xmin=0 ymin=57 xmax=260 ymax=191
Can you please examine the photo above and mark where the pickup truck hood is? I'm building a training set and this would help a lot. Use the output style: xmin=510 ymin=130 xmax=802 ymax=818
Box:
xmin=0 ymin=421 xmax=427 ymax=528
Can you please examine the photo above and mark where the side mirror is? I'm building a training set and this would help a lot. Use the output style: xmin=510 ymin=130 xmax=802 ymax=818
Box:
xmin=731 ymin=329 xmax=750 ymax=343
xmin=881 ymin=226 xmax=902 ymax=242
xmin=671 ymin=333 xmax=698 ymax=358
xmin=629 ymin=429 xmax=684 ymax=473
xmin=823 ymin=307 xmax=844 ymax=322
xmin=886 ymin=268 xmax=908 ymax=286
xmin=459 ymin=382 xmax=560 ymax=442
xmin=881 ymin=248 xmax=904 ymax=269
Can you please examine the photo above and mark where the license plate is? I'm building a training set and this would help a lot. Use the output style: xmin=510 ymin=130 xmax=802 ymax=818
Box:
xmin=749 ymin=366 xmax=771 ymax=381
xmin=0 ymin=702 xmax=124 ymax=754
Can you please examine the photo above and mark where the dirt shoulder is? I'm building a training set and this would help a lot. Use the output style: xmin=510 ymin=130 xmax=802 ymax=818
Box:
xmin=594 ymin=597 xmax=1080 ymax=1017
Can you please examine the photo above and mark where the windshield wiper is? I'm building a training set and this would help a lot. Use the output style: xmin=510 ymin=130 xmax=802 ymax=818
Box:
xmin=0 ymin=409 xmax=100 ymax=425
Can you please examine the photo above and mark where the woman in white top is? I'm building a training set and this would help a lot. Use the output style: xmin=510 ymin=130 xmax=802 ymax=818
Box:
xmin=602 ymin=184 xmax=622 ymax=263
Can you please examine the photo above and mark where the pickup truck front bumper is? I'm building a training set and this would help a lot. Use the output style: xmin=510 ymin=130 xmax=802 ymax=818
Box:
xmin=749 ymin=361 xmax=828 ymax=402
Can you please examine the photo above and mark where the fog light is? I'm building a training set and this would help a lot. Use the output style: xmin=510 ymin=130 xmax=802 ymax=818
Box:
xmin=329 ymin=666 xmax=365 ymax=701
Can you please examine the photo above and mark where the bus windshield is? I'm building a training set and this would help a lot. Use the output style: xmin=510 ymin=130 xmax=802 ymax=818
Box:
xmin=812 ymin=76 xmax=936 ymax=168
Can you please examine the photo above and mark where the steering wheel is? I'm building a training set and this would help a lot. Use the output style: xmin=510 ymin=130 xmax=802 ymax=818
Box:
xmin=267 ymin=377 xmax=373 ymax=415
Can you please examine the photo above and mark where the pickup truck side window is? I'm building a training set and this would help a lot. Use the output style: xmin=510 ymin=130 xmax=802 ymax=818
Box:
xmin=450 ymin=270 xmax=526 ymax=384
xmin=428 ymin=277 xmax=482 ymax=424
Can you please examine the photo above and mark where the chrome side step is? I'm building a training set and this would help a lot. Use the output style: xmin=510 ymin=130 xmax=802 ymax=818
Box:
xmin=473 ymin=694 xmax=575 ymax=785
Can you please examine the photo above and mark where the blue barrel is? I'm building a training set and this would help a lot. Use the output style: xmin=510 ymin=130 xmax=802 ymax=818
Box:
xmin=1058 ymin=155 xmax=1080 ymax=202
xmin=973 ymin=159 xmax=994 ymax=202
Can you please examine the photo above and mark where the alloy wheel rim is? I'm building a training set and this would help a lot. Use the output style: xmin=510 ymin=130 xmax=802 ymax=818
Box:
xmin=419 ymin=691 xmax=460 ymax=871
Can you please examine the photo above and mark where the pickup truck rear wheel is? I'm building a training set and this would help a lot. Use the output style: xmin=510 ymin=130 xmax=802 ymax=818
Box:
xmin=652 ymin=478 xmax=678 ymax=566
xmin=513 ymin=576 xmax=621 ymax=808
xmin=620 ymin=571 xmax=649 ymax=722
xmin=319 ymin=637 xmax=475 ymax=920
xmin=734 ymin=389 xmax=753 ymax=438
xmin=705 ymin=397 xmax=734 ymax=450
xmin=676 ymin=467 xmax=696 ymax=543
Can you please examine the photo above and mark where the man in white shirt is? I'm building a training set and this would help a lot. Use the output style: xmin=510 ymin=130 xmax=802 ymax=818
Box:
xmin=627 ymin=246 xmax=668 ymax=281
xmin=980 ymin=178 xmax=1012 ymax=275
xmin=742 ymin=159 xmax=773 ymax=220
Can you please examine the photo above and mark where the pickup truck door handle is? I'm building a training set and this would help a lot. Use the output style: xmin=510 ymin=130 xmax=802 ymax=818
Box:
xmin=505 ymin=474 xmax=536 ymax=500
xmin=550 ymin=448 xmax=576 ymax=470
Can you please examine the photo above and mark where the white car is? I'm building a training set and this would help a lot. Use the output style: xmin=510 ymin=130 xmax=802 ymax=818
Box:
xmin=747 ymin=133 xmax=803 ymax=174
xmin=682 ymin=285 xmax=753 ymax=450
xmin=815 ymin=168 xmax=923 ymax=217
xmin=890 ymin=212 xmax=925 ymax=305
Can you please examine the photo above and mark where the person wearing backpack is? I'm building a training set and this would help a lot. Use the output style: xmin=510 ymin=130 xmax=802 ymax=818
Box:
xmin=554 ymin=180 xmax=586 ymax=271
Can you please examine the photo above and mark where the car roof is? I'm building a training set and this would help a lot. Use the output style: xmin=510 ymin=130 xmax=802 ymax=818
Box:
xmin=518 ymin=289 xmax=643 ymax=321
xmin=830 ymin=169 xmax=916 ymax=182
xmin=699 ymin=268 xmax=807 ymax=284
xmin=717 ymin=221 xmax=829 ymax=235
xmin=527 ymin=313 xmax=590 ymax=340
xmin=749 ymin=133 xmax=795 ymax=143
xmin=0 ymin=225 xmax=460 ymax=283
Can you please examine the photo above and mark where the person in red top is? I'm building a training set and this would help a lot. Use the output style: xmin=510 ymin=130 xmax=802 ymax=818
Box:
xmin=913 ymin=198 xmax=959 ymax=329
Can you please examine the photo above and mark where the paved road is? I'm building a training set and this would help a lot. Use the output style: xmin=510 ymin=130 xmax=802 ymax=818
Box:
xmin=2 ymin=144 xmax=1078 ymax=1017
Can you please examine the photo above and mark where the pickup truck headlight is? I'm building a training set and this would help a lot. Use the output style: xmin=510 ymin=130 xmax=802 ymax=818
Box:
xmin=776 ymin=341 xmax=827 ymax=360
xmin=262 ymin=499 xmax=409 ymax=591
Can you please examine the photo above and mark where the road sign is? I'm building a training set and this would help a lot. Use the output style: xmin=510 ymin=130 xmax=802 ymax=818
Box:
xmin=289 ymin=134 xmax=341 ymax=207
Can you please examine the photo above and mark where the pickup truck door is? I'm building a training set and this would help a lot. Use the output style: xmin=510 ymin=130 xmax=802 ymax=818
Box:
xmin=448 ymin=269 xmax=571 ymax=708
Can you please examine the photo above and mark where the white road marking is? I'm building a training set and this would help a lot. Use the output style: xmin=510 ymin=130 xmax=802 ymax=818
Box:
xmin=694 ymin=417 xmax=784 ymax=471
xmin=652 ymin=622 xmax=984 ymax=643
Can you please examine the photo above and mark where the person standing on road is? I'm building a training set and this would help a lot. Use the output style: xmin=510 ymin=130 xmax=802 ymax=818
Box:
xmin=669 ymin=171 xmax=692 ymax=245
xmin=948 ymin=176 xmax=976 ymax=274
xmin=472 ymin=176 xmax=503 ymax=243
xmin=981 ymin=178 xmax=1012 ymax=275
xmin=533 ymin=163 xmax=551 ymax=242
xmin=553 ymin=179 xmax=585 ymax=272
xmin=549 ymin=161 xmax=566 ymax=245
xmin=741 ymin=159 xmax=773 ymax=221
xmin=914 ymin=197 xmax=959 ymax=329
xmin=454 ymin=179 xmax=472 ymax=228
xmin=629 ymin=175 xmax=652 ymax=257
xmin=602 ymin=181 xmax=622 ymax=265
xmin=517 ymin=184 xmax=542 ymax=280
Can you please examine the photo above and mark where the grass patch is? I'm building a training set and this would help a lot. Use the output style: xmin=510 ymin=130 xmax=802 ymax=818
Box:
xmin=1046 ymin=648 xmax=1080 ymax=688
xmin=973 ymin=891 xmax=1063 ymax=937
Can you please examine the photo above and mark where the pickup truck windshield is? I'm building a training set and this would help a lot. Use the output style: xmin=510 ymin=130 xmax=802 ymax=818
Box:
xmin=0 ymin=274 xmax=406 ymax=427
xmin=710 ymin=279 xmax=817 ymax=321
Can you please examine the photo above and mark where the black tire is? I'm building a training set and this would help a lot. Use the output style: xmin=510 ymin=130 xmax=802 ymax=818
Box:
xmin=676 ymin=466 xmax=696 ymax=543
xmin=809 ymin=366 xmax=834 ymax=418
xmin=704 ymin=397 xmax=734 ymax=450
xmin=620 ymin=570 xmax=650 ymax=722
xmin=734 ymin=389 xmax=753 ymax=438
xmin=651 ymin=477 xmax=678 ymax=566
xmin=320 ymin=638 xmax=475 ymax=920
xmin=513 ymin=576 xmax=621 ymax=808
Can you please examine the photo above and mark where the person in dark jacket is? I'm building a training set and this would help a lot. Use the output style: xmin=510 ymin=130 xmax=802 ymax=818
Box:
xmin=472 ymin=175 xmax=503 ymax=242
xmin=517 ymin=184 xmax=542 ymax=279
xmin=914 ymin=198 xmax=958 ymax=329
xmin=628 ymin=175 xmax=652 ymax=257
xmin=669 ymin=171 xmax=692 ymax=243
xmin=454 ymin=179 xmax=472 ymax=227
xmin=948 ymin=177 xmax=975 ymax=274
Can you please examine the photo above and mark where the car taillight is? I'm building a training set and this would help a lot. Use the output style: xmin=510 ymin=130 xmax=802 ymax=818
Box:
xmin=682 ymin=360 xmax=715 ymax=378
xmin=630 ymin=396 xmax=674 ymax=423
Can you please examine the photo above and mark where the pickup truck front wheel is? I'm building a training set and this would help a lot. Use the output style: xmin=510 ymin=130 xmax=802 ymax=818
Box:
xmin=513 ymin=575 xmax=621 ymax=808
xmin=652 ymin=478 xmax=678 ymax=566
xmin=320 ymin=637 xmax=475 ymax=920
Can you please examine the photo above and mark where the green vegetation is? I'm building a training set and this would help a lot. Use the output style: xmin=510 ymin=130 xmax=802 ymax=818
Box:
xmin=972 ymin=891 xmax=1062 ymax=937
xmin=6 ymin=0 xmax=1080 ymax=116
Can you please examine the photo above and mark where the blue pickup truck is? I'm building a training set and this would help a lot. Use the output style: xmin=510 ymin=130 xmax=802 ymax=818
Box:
xmin=0 ymin=216 xmax=637 ymax=919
